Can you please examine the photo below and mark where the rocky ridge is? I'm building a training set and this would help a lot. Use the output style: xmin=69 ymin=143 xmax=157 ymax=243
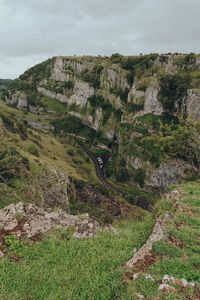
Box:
xmin=0 ymin=202 xmax=118 ymax=258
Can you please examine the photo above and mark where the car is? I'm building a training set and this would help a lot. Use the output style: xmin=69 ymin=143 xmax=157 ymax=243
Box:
xmin=97 ymin=157 xmax=103 ymax=163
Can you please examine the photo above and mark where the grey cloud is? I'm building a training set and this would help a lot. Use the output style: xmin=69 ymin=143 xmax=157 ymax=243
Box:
xmin=0 ymin=0 xmax=200 ymax=78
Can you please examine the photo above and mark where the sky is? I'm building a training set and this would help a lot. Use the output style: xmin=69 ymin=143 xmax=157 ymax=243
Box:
xmin=0 ymin=0 xmax=200 ymax=79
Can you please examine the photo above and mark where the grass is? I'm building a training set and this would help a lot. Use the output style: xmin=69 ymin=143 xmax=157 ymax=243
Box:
xmin=2 ymin=179 xmax=200 ymax=299
xmin=0 ymin=216 xmax=153 ymax=300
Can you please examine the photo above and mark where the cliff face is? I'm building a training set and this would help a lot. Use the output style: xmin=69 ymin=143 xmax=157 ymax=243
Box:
xmin=4 ymin=53 xmax=200 ymax=190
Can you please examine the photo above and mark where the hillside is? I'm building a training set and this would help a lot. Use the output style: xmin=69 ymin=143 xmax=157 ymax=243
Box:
xmin=0 ymin=53 xmax=200 ymax=299
xmin=3 ymin=53 xmax=200 ymax=197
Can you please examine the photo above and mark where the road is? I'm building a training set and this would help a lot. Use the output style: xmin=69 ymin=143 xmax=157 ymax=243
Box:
xmin=82 ymin=146 xmax=152 ymax=211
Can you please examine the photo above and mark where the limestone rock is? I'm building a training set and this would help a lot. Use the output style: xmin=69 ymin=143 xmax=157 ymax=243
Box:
xmin=145 ymin=159 xmax=193 ymax=188
xmin=158 ymin=283 xmax=177 ymax=293
xmin=162 ymin=275 xmax=175 ymax=283
xmin=143 ymin=87 xmax=163 ymax=115
xmin=184 ymin=89 xmax=200 ymax=121
xmin=6 ymin=91 xmax=27 ymax=109
xmin=69 ymin=81 xmax=94 ymax=106
xmin=0 ymin=202 xmax=118 ymax=241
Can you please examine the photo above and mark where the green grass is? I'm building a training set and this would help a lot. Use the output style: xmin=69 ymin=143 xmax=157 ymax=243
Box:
xmin=0 ymin=216 xmax=153 ymax=300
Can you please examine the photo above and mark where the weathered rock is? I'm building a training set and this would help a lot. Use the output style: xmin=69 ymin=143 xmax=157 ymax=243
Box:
xmin=126 ymin=213 xmax=171 ymax=268
xmin=143 ymin=87 xmax=163 ymax=115
xmin=144 ymin=274 xmax=155 ymax=281
xmin=133 ymin=273 xmax=139 ymax=280
xmin=145 ymin=159 xmax=193 ymax=188
xmin=101 ymin=67 xmax=130 ymax=91
xmin=128 ymin=84 xmax=145 ymax=102
xmin=158 ymin=283 xmax=177 ymax=293
xmin=6 ymin=91 xmax=27 ymax=109
xmin=165 ymin=55 xmax=177 ymax=74
xmin=184 ymin=89 xmax=200 ymax=121
xmin=0 ymin=202 xmax=118 ymax=241
xmin=162 ymin=275 xmax=175 ymax=284
xmin=105 ymin=128 xmax=115 ymax=140
xmin=68 ymin=81 xmax=94 ymax=106
xmin=133 ymin=293 xmax=145 ymax=299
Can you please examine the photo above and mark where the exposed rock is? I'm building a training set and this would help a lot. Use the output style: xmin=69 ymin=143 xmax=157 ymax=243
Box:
xmin=27 ymin=120 xmax=52 ymax=131
xmin=133 ymin=293 xmax=145 ymax=299
xmin=169 ymin=190 xmax=181 ymax=199
xmin=0 ymin=202 xmax=118 ymax=241
xmin=184 ymin=89 xmax=200 ymax=121
xmin=144 ymin=274 xmax=155 ymax=281
xmin=94 ymin=107 xmax=102 ymax=130
xmin=101 ymin=67 xmax=130 ymax=90
xmin=132 ymin=157 xmax=146 ymax=170
xmin=133 ymin=273 xmax=139 ymax=280
xmin=6 ymin=91 xmax=27 ymax=109
xmin=68 ymin=111 xmax=94 ymax=128
xmin=69 ymin=80 xmax=94 ymax=106
xmin=145 ymin=159 xmax=193 ymax=188
xmin=126 ymin=212 xmax=172 ymax=268
xmin=105 ymin=128 xmax=115 ymax=140
xmin=51 ymin=57 xmax=68 ymax=82
xmin=158 ymin=283 xmax=177 ymax=293
xmin=128 ymin=84 xmax=145 ymax=102
xmin=162 ymin=275 xmax=175 ymax=284
xmin=29 ymin=105 xmax=45 ymax=115
xmin=165 ymin=55 xmax=177 ymax=74
xmin=37 ymin=86 xmax=69 ymax=103
xmin=143 ymin=87 xmax=163 ymax=115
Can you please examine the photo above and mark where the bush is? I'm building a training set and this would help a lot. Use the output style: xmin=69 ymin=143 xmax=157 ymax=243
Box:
xmin=133 ymin=168 xmax=146 ymax=188
xmin=114 ymin=169 xmax=129 ymax=183
xmin=158 ymin=73 xmax=191 ymax=113
xmin=67 ymin=149 xmax=74 ymax=156
xmin=28 ymin=145 xmax=39 ymax=157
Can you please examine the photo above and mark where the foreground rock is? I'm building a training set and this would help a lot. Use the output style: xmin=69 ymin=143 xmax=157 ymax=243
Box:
xmin=125 ymin=211 xmax=174 ymax=268
xmin=0 ymin=202 xmax=119 ymax=256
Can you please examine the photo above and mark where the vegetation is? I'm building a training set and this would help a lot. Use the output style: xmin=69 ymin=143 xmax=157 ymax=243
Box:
xmin=158 ymin=73 xmax=192 ymax=113
xmin=80 ymin=65 xmax=103 ymax=88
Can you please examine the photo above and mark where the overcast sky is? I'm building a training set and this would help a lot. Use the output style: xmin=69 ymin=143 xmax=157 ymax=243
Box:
xmin=1 ymin=0 xmax=200 ymax=79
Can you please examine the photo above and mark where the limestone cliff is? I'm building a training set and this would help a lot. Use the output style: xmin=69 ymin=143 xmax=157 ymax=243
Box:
xmin=3 ymin=53 xmax=200 ymax=190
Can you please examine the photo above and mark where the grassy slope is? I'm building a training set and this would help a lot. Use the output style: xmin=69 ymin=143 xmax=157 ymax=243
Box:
xmin=0 ymin=181 xmax=200 ymax=299
xmin=0 ymin=100 xmax=98 ymax=209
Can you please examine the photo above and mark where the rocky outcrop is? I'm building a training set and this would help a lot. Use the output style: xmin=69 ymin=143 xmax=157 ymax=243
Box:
xmin=143 ymin=87 xmax=163 ymax=115
xmin=38 ymin=80 xmax=94 ymax=107
xmin=6 ymin=91 xmax=27 ymax=109
xmin=184 ymin=89 xmax=200 ymax=121
xmin=101 ymin=67 xmax=130 ymax=90
xmin=105 ymin=128 xmax=115 ymax=140
xmin=94 ymin=107 xmax=102 ymax=130
xmin=37 ymin=86 xmax=68 ymax=103
xmin=128 ymin=84 xmax=145 ymax=102
xmin=69 ymin=80 xmax=94 ymax=106
xmin=145 ymin=159 xmax=193 ymax=188
xmin=126 ymin=212 xmax=174 ymax=268
xmin=0 ymin=202 xmax=119 ymax=255
xmin=165 ymin=54 xmax=177 ymax=74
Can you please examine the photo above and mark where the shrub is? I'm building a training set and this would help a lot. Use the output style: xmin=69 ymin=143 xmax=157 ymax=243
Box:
xmin=28 ymin=145 xmax=39 ymax=157
xmin=133 ymin=168 xmax=146 ymax=188
xmin=67 ymin=149 xmax=74 ymax=156
xmin=158 ymin=73 xmax=191 ymax=113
